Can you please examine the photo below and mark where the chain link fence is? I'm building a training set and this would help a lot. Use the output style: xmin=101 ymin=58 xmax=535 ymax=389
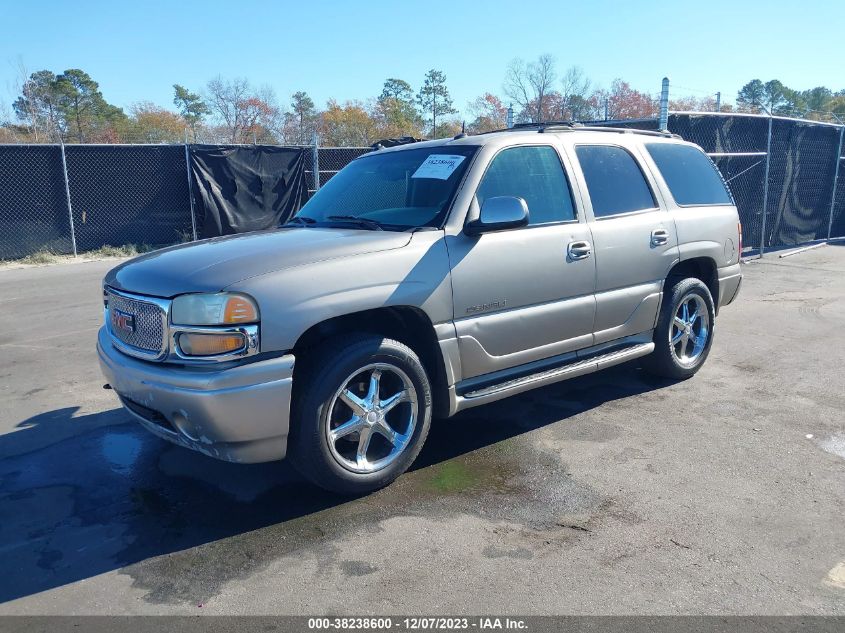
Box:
xmin=65 ymin=145 xmax=195 ymax=251
xmin=0 ymin=141 xmax=372 ymax=260
xmin=2 ymin=113 xmax=844 ymax=260
xmin=0 ymin=145 xmax=74 ymax=259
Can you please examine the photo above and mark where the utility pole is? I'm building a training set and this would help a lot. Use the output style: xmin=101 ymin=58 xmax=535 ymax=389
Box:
xmin=715 ymin=91 xmax=721 ymax=113
xmin=507 ymin=104 xmax=513 ymax=129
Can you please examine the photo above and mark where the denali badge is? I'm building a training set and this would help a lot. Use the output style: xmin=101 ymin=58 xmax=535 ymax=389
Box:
xmin=112 ymin=309 xmax=136 ymax=334
xmin=466 ymin=299 xmax=508 ymax=314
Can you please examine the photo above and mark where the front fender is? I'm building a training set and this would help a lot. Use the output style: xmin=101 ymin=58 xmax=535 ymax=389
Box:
xmin=227 ymin=231 xmax=453 ymax=353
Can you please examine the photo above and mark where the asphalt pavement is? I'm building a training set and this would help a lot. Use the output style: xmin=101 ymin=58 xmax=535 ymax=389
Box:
xmin=1 ymin=247 xmax=843 ymax=614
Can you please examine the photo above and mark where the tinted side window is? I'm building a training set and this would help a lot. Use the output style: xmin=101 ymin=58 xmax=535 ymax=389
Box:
xmin=646 ymin=143 xmax=733 ymax=205
xmin=477 ymin=146 xmax=576 ymax=225
xmin=575 ymin=145 xmax=656 ymax=218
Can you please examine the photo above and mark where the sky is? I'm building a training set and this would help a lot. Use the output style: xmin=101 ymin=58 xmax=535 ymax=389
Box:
xmin=1 ymin=0 xmax=843 ymax=118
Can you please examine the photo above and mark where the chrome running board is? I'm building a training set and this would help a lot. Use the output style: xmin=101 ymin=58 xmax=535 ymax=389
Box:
xmin=454 ymin=341 xmax=654 ymax=413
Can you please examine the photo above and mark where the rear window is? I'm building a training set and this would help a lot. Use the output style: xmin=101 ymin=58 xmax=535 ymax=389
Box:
xmin=646 ymin=143 xmax=733 ymax=206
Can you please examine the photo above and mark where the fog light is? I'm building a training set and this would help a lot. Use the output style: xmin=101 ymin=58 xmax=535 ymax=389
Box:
xmin=178 ymin=332 xmax=245 ymax=356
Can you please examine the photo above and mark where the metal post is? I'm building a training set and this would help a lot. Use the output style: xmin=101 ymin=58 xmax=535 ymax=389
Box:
xmin=184 ymin=143 xmax=198 ymax=241
xmin=507 ymin=104 xmax=514 ymax=129
xmin=827 ymin=125 xmax=844 ymax=240
xmin=760 ymin=114 xmax=774 ymax=256
xmin=59 ymin=142 xmax=78 ymax=257
xmin=658 ymin=77 xmax=670 ymax=131
xmin=312 ymin=132 xmax=320 ymax=191
xmin=715 ymin=92 xmax=721 ymax=113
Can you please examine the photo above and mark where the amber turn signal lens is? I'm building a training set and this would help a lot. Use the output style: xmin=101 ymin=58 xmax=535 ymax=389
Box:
xmin=179 ymin=332 xmax=245 ymax=356
xmin=223 ymin=296 xmax=259 ymax=323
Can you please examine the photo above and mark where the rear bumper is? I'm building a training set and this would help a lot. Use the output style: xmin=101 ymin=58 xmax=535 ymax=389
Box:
xmin=718 ymin=263 xmax=742 ymax=309
xmin=97 ymin=326 xmax=294 ymax=463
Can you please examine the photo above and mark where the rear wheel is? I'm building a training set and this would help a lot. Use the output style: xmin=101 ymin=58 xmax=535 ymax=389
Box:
xmin=643 ymin=277 xmax=715 ymax=380
xmin=289 ymin=335 xmax=432 ymax=495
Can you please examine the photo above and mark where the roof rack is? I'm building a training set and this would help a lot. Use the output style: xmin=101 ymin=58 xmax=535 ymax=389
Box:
xmin=500 ymin=121 xmax=679 ymax=139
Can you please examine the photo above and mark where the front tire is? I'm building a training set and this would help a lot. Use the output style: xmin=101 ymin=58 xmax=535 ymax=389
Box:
xmin=289 ymin=335 xmax=432 ymax=495
xmin=643 ymin=277 xmax=715 ymax=380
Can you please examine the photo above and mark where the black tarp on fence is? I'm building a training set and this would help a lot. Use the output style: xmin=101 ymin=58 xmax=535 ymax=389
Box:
xmin=190 ymin=145 xmax=306 ymax=238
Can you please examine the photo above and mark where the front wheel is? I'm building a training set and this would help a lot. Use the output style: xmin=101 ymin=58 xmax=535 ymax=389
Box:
xmin=289 ymin=335 xmax=432 ymax=495
xmin=643 ymin=277 xmax=715 ymax=380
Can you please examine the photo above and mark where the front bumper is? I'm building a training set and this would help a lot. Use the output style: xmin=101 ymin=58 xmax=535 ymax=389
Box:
xmin=98 ymin=326 xmax=294 ymax=463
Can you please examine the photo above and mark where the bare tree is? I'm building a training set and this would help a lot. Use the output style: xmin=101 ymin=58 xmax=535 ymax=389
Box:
xmin=559 ymin=66 xmax=592 ymax=120
xmin=205 ymin=76 xmax=251 ymax=143
xmin=204 ymin=77 xmax=282 ymax=143
xmin=503 ymin=54 xmax=557 ymax=123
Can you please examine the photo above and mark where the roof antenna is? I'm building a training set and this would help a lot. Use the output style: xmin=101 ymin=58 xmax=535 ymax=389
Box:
xmin=461 ymin=120 xmax=466 ymax=133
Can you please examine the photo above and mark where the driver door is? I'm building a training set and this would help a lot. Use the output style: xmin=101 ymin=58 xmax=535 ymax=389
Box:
xmin=446 ymin=144 xmax=596 ymax=380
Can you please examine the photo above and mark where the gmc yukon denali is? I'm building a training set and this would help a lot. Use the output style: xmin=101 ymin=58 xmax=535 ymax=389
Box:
xmin=98 ymin=124 xmax=742 ymax=493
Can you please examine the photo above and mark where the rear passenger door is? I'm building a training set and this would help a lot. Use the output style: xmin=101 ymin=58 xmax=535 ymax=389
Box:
xmin=571 ymin=144 xmax=679 ymax=345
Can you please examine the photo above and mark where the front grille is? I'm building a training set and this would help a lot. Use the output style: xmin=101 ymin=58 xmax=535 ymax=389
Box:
xmin=106 ymin=289 xmax=167 ymax=357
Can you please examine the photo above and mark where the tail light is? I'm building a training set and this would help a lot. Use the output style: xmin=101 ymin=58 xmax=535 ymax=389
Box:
xmin=738 ymin=222 xmax=743 ymax=257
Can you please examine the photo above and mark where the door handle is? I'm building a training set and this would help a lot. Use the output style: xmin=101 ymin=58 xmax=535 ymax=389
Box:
xmin=651 ymin=228 xmax=669 ymax=246
xmin=567 ymin=240 xmax=592 ymax=260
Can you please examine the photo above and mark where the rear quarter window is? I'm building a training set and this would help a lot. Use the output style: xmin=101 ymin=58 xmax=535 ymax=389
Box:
xmin=646 ymin=143 xmax=733 ymax=206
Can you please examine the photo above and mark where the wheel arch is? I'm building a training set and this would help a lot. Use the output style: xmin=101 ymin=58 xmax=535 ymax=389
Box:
xmin=291 ymin=306 xmax=451 ymax=418
xmin=666 ymin=256 xmax=719 ymax=314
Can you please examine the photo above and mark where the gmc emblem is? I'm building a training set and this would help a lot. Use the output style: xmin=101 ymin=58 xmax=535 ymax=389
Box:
xmin=112 ymin=309 xmax=136 ymax=334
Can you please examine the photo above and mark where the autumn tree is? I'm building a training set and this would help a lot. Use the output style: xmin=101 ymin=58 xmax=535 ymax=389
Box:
xmin=173 ymin=84 xmax=209 ymax=140
xmin=467 ymin=93 xmax=507 ymax=133
xmin=589 ymin=80 xmax=657 ymax=120
xmin=503 ymin=54 xmax=557 ymax=123
xmin=320 ymin=100 xmax=378 ymax=146
xmin=129 ymin=102 xmax=186 ymax=142
xmin=417 ymin=69 xmax=456 ymax=137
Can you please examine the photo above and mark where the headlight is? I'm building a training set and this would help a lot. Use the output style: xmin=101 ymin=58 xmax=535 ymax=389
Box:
xmin=171 ymin=293 xmax=259 ymax=326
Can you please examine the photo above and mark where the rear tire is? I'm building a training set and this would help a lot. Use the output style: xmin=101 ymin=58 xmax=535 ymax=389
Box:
xmin=643 ymin=277 xmax=715 ymax=380
xmin=289 ymin=334 xmax=432 ymax=495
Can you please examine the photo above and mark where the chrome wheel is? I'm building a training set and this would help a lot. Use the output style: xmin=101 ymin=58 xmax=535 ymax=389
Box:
xmin=670 ymin=293 xmax=710 ymax=367
xmin=326 ymin=363 xmax=418 ymax=474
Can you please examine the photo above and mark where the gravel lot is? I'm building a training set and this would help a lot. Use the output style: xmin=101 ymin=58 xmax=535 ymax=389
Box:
xmin=1 ymin=246 xmax=844 ymax=615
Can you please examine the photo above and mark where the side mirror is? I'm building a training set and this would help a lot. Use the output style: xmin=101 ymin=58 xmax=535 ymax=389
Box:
xmin=465 ymin=196 xmax=529 ymax=236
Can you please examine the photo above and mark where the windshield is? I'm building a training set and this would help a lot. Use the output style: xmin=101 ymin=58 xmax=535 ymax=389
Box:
xmin=295 ymin=145 xmax=478 ymax=230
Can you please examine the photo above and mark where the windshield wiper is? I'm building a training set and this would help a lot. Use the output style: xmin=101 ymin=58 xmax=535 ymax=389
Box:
xmin=283 ymin=216 xmax=317 ymax=227
xmin=326 ymin=215 xmax=384 ymax=231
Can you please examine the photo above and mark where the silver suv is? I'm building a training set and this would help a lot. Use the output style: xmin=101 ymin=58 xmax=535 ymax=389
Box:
xmin=98 ymin=125 xmax=742 ymax=493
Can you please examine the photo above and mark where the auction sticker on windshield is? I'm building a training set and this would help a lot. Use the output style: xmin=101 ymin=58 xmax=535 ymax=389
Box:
xmin=412 ymin=154 xmax=466 ymax=180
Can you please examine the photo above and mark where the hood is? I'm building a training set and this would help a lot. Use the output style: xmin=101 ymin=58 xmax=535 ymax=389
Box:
xmin=104 ymin=227 xmax=412 ymax=297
